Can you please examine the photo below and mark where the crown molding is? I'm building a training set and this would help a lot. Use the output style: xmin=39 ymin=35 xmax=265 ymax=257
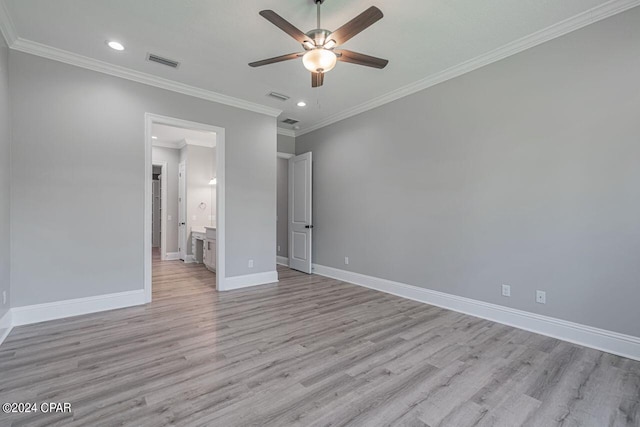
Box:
xmin=296 ymin=0 xmax=640 ymax=136
xmin=277 ymin=128 xmax=296 ymax=138
xmin=0 ymin=0 xmax=16 ymax=46
xmin=152 ymin=140 xmax=181 ymax=150
xmin=2 ymin=0 xmax=637 ymax=134
xmin=5 ymin=36 xmax=282 ymax=118
xmin=153 ymin=137 xmax=215 ymax=150
xmin=183 ymin=138 xmax=216 ymax=149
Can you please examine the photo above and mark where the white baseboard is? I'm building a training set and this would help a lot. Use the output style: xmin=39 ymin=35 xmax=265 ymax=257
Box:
xmin=0 ymin=310 xmax=12 ymax=347
xmin=220 ymin=271 xmax=278 ymax=291
xmin=276 ymin=256 xmax=289 ymax=266
xmin=313 ymin=264 xmax=640 ymax=361
xmin=11 ymin=290 xmax=146 ymax=327
xmin=166 ymin=252 xmax=180 ymax=261
xmin=183 ymin=255 xmax=196 ymax=264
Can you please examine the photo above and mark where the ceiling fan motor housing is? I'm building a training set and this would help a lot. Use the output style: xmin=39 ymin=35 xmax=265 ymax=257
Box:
xmin=304 ymin=29 xmax=332 ymax=49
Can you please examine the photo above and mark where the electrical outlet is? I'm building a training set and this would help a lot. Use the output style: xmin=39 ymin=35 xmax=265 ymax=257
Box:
xmin=2 ymin=291 xmax=6 ymax=305
xmin=192 ymin=215 xmax=197 ymax=221
xmin=536 ymin=290 xmax=546 ymax=304
xmin=501 ymin=284 xmax=511 ymax=297
xmin=277 ymin=245 xmax=281 ymax=252
xmin=167 ymin=215 xmax=172 ymax=221
xmin=248 ymin=259 xmax=254 ymax=268
xmin=344 ymin=257 xmax=349 ymax=265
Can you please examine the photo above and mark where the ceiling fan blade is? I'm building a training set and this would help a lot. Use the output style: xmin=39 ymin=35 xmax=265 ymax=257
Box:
xmin=328 ymin=6 xmax=383 ymax=46
xmin=249 ymin=52 xmax=304 ymax=67
xmin=312 ymin=72 xmax=324 ymax=88
xmin=259 ymin=10 xmax=312 ymax=44
xmin=335 ymin=50 xmax=389 ymax=69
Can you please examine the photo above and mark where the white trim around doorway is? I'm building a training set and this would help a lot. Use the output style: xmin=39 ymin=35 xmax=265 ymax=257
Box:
xmin=145 ymin=113 xmax=226 ymax=302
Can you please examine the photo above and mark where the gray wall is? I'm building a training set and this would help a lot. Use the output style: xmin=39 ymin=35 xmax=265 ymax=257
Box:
xmin=10 ymin=50 xmax=277 ymax=307
xmin=296 ymin=8 xmax=640 ymax=337
xmin=0 ymin=36 xmax=10 ymax=322
xmin=152 ymin=146 xmax=180 ymax=253
xmin=277 ymin=134 xmax=295 ymax=154
xmin=276 ymin=157 xmax=288 ymax=258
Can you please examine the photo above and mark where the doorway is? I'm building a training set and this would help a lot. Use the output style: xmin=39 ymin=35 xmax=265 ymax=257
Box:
xmin=144 ymin=113 xmax=226 ymax=301
xmin=288 ymin=152 xmax=313 ymax=274
xmin=276 ymin=151 xmax=313 ymax=274
xmin=151 ymin=161 xmax=168 ymax=260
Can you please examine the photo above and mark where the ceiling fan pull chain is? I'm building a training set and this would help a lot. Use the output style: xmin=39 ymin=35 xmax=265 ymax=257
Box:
xmin=317 ymin=2 xmax=321 ymax=32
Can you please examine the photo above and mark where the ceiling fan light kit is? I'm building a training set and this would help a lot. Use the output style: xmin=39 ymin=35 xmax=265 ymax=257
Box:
xmin=249 ymin=0 xmax=388 ymax=88
xmin=302 ymin=49 xmax=337 ymax=73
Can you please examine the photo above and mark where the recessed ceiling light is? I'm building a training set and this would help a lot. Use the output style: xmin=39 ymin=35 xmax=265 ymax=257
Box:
xmin=107 ymin=41 xmax=125 ymax=51
xmin=152 ymin=136 xmax=158 ymax=140
xmin=297 ymin=101 xmax=306 ymax=107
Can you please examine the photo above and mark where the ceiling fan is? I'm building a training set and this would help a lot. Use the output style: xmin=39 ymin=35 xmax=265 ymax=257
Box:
xmin=249 ymin=0 xmax=388 ymax=88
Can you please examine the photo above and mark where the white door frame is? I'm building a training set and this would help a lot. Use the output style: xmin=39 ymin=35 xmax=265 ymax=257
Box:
xmin=152 ymin=160 xmax=168 ymax=261
xmin=145 ymin=113 xmax=226 ymax=302
xmin=276 ymin=152 xmax=294 ymax=266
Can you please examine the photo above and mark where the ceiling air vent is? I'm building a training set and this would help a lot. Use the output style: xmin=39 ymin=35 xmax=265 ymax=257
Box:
xmin=281 ymin=118 xmax=299 ymax=125
xmin=147 ymin=53 xmax=180 ymax=68
xmin=267 ymin=92 xmax=290 ymax=102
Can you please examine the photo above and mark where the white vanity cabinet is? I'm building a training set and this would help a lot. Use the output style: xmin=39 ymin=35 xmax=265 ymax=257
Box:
xmin=203 ymin=227 xmax=216 ymax=272
xmin=191 ymin=228 xmax=206 ymax=263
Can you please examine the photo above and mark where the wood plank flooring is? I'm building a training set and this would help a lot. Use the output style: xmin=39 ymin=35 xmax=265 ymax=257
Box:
xmin=0 ymin=254 xmax=638 ymax=426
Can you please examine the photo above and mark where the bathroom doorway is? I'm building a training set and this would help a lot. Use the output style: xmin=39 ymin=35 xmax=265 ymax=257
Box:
xmin=144 ymin=113 xmax=226 ymax=301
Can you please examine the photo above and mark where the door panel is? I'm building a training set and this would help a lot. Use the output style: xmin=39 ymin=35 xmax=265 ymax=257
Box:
xmin=293 ymin=162 xmax=308 ymax=222
xmin=289 ymin=152 xmax=312 ymax=273
xmin=292 ymin=231 xmax=307 ymax=260
xmin=178 ymin=162 xmax=187 ymax=260
xmin=152 ymin=180 xmax=161 ymax=247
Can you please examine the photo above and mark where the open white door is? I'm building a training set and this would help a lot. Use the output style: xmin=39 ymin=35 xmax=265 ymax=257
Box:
xmin=178 ymin=162 xmax=187 ymax=261
xmin=152 ymin=179 xmax=160 ymax=247
xmin=289 ymin=152 xmax=313 ymax=273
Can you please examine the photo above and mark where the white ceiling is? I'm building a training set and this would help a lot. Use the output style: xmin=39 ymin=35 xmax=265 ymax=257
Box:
xmin=152 ymin=123 xmax=216 ymax=149
xmin=1 ymin=0 xmax=635 ymax=134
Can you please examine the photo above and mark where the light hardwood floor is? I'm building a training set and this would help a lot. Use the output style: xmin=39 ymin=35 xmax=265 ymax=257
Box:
xmin=0 ymin=253 xmax=638 ymax=426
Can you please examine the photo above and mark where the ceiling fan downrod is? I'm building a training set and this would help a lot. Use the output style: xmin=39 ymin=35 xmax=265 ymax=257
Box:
xmin=308 ymin=0 xmax=332 ymax=49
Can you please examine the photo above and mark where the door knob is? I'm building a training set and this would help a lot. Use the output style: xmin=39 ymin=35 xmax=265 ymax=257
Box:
xmin=180 ymin=222 xmax=186 ymax=226
xmin=305 ymin=225 xmax=314 ymax=229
